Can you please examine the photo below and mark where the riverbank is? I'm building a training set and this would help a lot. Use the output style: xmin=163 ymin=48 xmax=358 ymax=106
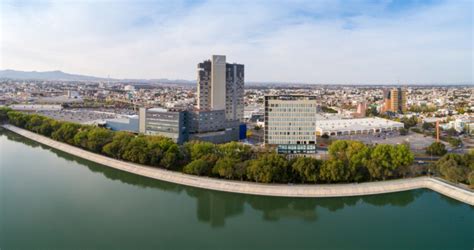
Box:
xmin=3 ymin=124 xmax=474 ymax=205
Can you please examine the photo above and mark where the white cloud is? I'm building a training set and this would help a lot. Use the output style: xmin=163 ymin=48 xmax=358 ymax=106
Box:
xmin=1 ymin=0 xmax=472 ymax=84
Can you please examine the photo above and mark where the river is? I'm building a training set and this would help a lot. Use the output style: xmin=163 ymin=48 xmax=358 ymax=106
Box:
xmin=0 ymin=128 xmax=472 ymax=249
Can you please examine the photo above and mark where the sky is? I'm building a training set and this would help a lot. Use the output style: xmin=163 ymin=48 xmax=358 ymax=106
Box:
xmin=1 ymin=0 xmax=472 ymax=84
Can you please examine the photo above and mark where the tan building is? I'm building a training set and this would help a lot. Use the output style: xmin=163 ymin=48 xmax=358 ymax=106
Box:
xmin=264 ymin=95 xmax=317 ymax=154
xmin=382 ymin=87 xmax=407 ymax=113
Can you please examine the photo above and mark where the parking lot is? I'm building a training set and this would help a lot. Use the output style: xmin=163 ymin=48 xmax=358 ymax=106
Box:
xmin=37 ymin=109 xmax=132 ymax=124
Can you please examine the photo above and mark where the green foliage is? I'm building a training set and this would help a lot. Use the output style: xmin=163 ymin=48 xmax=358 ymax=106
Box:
xmin=183 ymin=159 xmax=212 ymax=176
xmin=320 ymin=159 xmax=348 ymax=182
xmin=85 ymin=128 xmax=114 ymax=153
xmin=212 ymin=157 xmax=248 ymax=180
xmin=435 ymin=153 xmax=471 ymax=184
xmin=160 ymin=144 xmax=180 ymax=170
xmin=51 ymin=122 xmax=81 ymax=144
xmin=0 ymin=107 xmax=12 ymax=123
xmin=290 ymin=157 xmax=321 ymax=183
xmin=422 ymin=122 xmax=434 ymax=131
xmin=321 ymin=106 xmax=338 ymax=113
xmin=102 ymin=131 xmax=135 ymax=159
xmin=247 ymin=153 xmax=289 ymax=183
xmin=366 ymin=144 xmax=413 ymax=180
xmin=401 ymin=116 xmax=418 ymax=129
xmin=122 ymin=136 xmax=150 ymax=164
xmin=399 ymin=128 xmax=408 ymax=136
xmin=426 ymin=142 xmax=447 ymax=156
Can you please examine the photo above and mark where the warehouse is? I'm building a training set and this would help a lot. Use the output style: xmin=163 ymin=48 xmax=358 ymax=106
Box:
xmin=316 ymin=117 xmax=404 ymax=137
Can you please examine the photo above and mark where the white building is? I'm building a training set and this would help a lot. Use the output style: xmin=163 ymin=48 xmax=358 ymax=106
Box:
xmin=316 ymin=117 xmax=404 ymax=136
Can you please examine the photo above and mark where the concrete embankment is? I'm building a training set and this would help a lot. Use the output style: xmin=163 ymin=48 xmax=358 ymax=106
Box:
xmin=3 ymin=124 xmax=474 ymax=206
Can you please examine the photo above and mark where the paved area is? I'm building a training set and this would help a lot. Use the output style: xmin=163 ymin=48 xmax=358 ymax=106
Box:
xmin=4 ymin=125 xmax=473 ymax=206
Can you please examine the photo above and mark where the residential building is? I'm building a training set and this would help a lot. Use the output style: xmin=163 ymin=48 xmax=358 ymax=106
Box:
xmin=264 ymin=95 xmax=317 ymax=154
xmin=382 ymin=87 xmax=407 ymax=113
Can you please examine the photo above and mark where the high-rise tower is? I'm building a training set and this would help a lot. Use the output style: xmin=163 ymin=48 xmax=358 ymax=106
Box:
xmin=197 ymin=55 xmax=244 ymax=121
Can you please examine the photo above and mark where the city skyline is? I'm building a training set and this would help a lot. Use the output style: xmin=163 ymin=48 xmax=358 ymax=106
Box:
xmin=1 ymin=0 xmax=473 ymax=84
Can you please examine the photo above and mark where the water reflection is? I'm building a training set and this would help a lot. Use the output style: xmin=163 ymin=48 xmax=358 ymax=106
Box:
xmin=1 ymin=129 xmax=427 ymax=228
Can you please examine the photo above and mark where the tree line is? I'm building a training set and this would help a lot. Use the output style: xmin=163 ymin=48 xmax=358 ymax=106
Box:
xmin=2 ymin=108 xmax=417 ymax=184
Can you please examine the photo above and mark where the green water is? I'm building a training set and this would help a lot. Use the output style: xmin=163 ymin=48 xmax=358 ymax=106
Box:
xmin=0 ymin=128 xmax=473 ymax=250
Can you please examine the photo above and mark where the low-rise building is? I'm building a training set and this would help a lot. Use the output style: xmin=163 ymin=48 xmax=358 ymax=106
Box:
xmin=315 ymin=117 xmax=404 ymax=136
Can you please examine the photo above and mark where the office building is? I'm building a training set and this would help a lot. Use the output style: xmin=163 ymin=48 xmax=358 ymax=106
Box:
xmin=139 ymin=107 xmax=244 ymax=144
xmin=382 ymin=88 xmax=407 ymax=113
xmin=197 ymin=55 xmax=244 ymax=121
xmin=139 ymin=107 xmax=188 ymax=144
xmin=264 ymin=95 xmax=317 ymax=154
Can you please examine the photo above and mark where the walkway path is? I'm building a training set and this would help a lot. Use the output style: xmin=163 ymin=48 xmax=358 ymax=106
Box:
xmin=3 ymin=125 xmax=474 ymax=206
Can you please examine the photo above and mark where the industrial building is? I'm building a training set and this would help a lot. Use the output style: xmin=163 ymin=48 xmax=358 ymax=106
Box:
xmin=264 ymin=95 xmax=318 ymax=154
xmin=315 ymin=117 xmax=404 ymax=136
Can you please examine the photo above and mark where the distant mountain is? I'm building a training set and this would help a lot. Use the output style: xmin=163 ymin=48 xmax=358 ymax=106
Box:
xmin=0 ymin=69 xmax=108 ymax=81
xmin=0 ymin=69 xmax=196 ymax=85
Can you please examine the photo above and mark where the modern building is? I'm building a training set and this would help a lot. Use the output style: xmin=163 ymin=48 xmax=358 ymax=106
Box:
xmin=315 ymin=117 xmax=404 ymax=137
xmin=138 ymin=55 xmax=246 ymax=144
xmin=138 ymin=107 xmax=244 ymax=144
xmin=139 ymin=107 xmax=188 ymax=144
xmin=264 ymin=95 xmax=317 ymax=154
xmin=197 ymin=55 xmax=244 ymax=122
xmin=382 ymin=88 xmax=407 ymax=114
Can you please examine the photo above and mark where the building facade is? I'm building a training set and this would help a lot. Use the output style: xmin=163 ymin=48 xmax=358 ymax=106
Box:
xmin=382 ymin=87 xmax=407 ymax=113
xmin=315 ymin=117 xmax=404 ymax=137
xmin=264 ymin=95 xmax=317 ymax=154
xmin=197 ymin=55 xmax=244 ymax=122
xmin=139 ymin=107 xmax=188 ymax=144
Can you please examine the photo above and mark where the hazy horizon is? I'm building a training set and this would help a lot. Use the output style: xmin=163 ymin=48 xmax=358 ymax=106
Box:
xmin=1 ymin=0 xmax=473 ymax=84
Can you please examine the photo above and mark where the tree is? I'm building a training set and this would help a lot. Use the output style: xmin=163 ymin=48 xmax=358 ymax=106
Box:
xmin=160 ymin=144 xmax=180 ymax=170
xmin=246 ymin=153 xmax=289 ymax=183
xmin=122 ymin=136 xmax=150 ymax=164
xmin=426 ymin=142 xmax=447 ymax=156
xmin=212 ymin=157 xmax=240 ymax=179
xmin=469 ymin=171 xmax=474 ymax=189
xmin=366 ymin=144 xmax=398 ymax=180
xmin=86 ymin=128 xmax=114 ymax=153
xmin=186 ymin=141 xmax=217 ymax=161
xmin=73 ymin=127 xmax=91 ymax=148
xmin=102 ymin=131 xmax=135 ymax=159
xmin=401 ymin=116 xmax=417 ymax=129
xmin=391 ymin=144 xmax=414 ymax=177
xmin=399 ymin=128 xmax=408 ymax=136
xmin=435 ymin=153 xmax=469 ymax=183
xmin=183 ymin=159 xmax=212 ymax=176
xmin=218 ymin=141 xmax=253 ymax=161
xmin=319 ymin=159 xmax=348 ymax=182
xmin=328 ymin=140 xmax=370 ymax=182
xmin=291 ymin=157 xmax=321 ymax=183
xmin=51 ymin=122 xmax=81 ymax=144
xmin=422 ymin=122 xmax=434 ymax=131
xmin=0 ymin=107 xmax=11 ymax=123
xmin=445 ymin=128 xmax=457 ymax=136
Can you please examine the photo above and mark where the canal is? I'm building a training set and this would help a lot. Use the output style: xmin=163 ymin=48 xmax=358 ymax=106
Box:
xmin=1 ymin=128 xmax=472 ymax=249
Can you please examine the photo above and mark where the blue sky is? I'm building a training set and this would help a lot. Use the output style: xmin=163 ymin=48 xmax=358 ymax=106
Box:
xmin=1 ymin=0 xmax=472 ymax=84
